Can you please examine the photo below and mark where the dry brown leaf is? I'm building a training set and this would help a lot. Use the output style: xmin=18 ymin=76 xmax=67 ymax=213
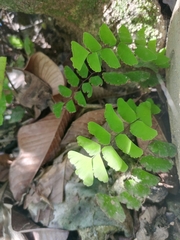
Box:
xmin=9 ymin=110 xmax=72 ymax=202
xmin=24 ymin=156 xmax=74 ymax=207
xmin=25 ymin=52 xmax=65 ymax=95
xmin=61 ymin=109 xmax=105 ymax=147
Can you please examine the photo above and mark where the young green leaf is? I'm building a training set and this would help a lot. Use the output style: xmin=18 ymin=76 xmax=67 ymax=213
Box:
xmin=52 ymin=102 xmax=64 ymax=118
xmin=105 ymin=104 xmax=124 ymax=133
xmin=140 ymin=155 xmax=173 ymax=173
xmin=71 ymin=41 xmax=89 ymax=70
xmin=115 ymin=134 xmax=143 ymax=158
xmin=77 ymin=63 xmax=89 ymax=78
xmin=102 ymin=146 xmax=128 ymax=172
xmin=148 ymin=38 xmax=157 ymax=53
xmin=132 ymin=168 xmax=159 ymax=186
xmin=8 ymin=35 xmax=23 ymax=49
xmin=88 ymin=122 xmax=111 ymax=145
xmin=125 ymin=71 xmax=150 ymax=82
xmin=146 ymin=98 xmax=161 ymax=114
xmin=136 ymin=101 xmax=152 ymax=127
xmin=130 ymin=120 xmax=157 ymax=140
xmin=118 ymin=25 xmax=132 ymax=44
xmin=127 ymin=99 xmax=137 ymax=112
xmin=64 ymin=66 xmax=80 ymax=87
xmin=152 ymin=50 xmax=170 ymax=68
xmin=58 ymin=85 xmax=72 ymax=97
xmin=117 ymin=43 xmax=138 ymax=66
xmin=0 ymin=57 xmax=7 ymax=98
xmin=148 ymin=140 xmax=177 ymax=158
xmin=68 ymin=151 xmax=93 ymax=186
xmin=96 ymin=193 xmax=126 ymax=223
xmin=135 ymin=45 xmax=157 ymax=62
xmin=83 ymin=32 xmax=102 ymax=52
xmin=65 ymin=99 xmax=76 ymax=113
xmin=102 ymin=72 xmax=128 ymax=85
xmin=119 ymin=191 xmax=142 ymax=210
xmin=124 ymin=179 xmax=150 ymax=198
xmin=82 ymin=82 xmax=93 ymax=98
xmin=23 ymin=36 xmax=35 ymax=55
xmin=117 ymin=98 xmax=137 ymax=123
xmin=100 ymin=48 xmax=120 ymax=68
xmin=9 ymin=106 xmax=25 ymax=123
xmin=93 ymin=154 xmax=108 ymax=183
xmin=77 ymin=136 xmax=101 ymax=156
xmin=87 ymin=52 xmax=101 ymax=72
xmin=74 ymin=91 xmax=86 ymax=107
xmin=99 ymin=23 xmax=117 ymax=47
xmin=135 ymin=28 xmax=146 ymax=46
xmin=89 ymin=76 xmax=103 ymax=86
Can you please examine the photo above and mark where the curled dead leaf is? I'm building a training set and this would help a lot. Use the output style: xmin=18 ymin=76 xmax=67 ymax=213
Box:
xmin=9 ymin=110 xmax=72 ymax=202
xmin=25 ymin=52 xmax=65 ymax=95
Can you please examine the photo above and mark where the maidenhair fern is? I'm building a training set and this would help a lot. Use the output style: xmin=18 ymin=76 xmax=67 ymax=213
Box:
xmin=52 ymin=24 xmax=169 ymax=118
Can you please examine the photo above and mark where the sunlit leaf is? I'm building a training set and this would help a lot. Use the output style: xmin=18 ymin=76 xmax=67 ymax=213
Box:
xmin=87 ymin=52 xmax=101 ymax=72
xmin=88 ymin=122 xmax=111 ymax=145
xmin=124 ymin=179 xmax=150 ymax=198
xmin=96 ymin=193 xmax=126 ymax=222
xmin=117 ymin=98 xmax=137 ymax=123
xmin=71 ymin=41 xmax=89 ymax=70
xmin=115 ymin=134 xmax=143 ymax=158
xmin=100 ymin=48 xmax=120 ymax=68
xmin=105 ymin=104 xmax=124 ymax=133
xmin=58 ymin=85 xmax=72 ymax=97
xmin=99 ymin=23 xmax=117 ymax=47
xmin=125 ymin=71 xmax=150 ymax=82
xmin=77 ymin=136 xmax=101 ymax=156
xmin=136 ymin=101 xmax=152 ymax=127
xmin=77 ymin=63 xmax=89 ymax=78
xmin=135 ymin=45 xmax=157 ymax=62
xmin=65 ymin=99 xmax=76 ymax=113
xmin=82 ymin=82 xmax=93 ymax=98
xmin=93 ymin=154 xmax=108 ymax=183
xmin=102 ymin=146 xmax=128 ymax=172
xmin=148 ymin=140 xmax=177 ymax=158
xmin=8 ymin=35 xmax=23 ymax=49
xmin=119 ymin=191 xmax=142 ymax=210
xmin=135 ymin=28 xmax=146 ymax=46
xmin=74 ymin=91 xmax=86 ymax=107
xmin=140 ymin=155 xmax=173 ymax=173
xmin=64 ymin=66 xmax=80 ymax=87
xmin=130 ymin=120 xmax=157 ymax=140
xmin=9 ymin=106 xmax=25 ymax=123
xmin=52 ymin=102 xmax=64 ymax=118
xmin=132 ymin=168 xmax=159 ymax=186
xmin=118 ymin=25 xmax=132 ymax=44
xmin=117 ymin=43 xmax=138 ymax=66
xmin=68 ymin=151 xmax=93 ymax=186
xmin=89 ymin=76 xmax=103 ymax=86
xmin=83 ymin=32 xmax=102 ymax=52
xmin=102 ymin=72 xmax=128 ymax=85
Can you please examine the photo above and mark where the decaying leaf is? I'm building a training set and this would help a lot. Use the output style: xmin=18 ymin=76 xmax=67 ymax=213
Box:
xmin=25 ymin=52 xmax=65 ymax=95
xmin=136 ymin=206 xmax=169 ymax=240
xmin=11 ymin=205 xmax=69 ymax=240
xmin=9 ymin=110 xmax=72 ymax=202
xmin=23 ymin=156 xmax=74 ymax=207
